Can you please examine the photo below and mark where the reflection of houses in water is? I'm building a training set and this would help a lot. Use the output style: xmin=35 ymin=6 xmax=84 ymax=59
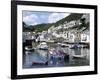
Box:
xmin=68 ymin=48 xmax=89 ymax=63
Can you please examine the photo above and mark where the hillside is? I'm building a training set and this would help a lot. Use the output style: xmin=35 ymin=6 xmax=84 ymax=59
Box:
xmin=23 ymin=13 xmax=89 ymax=32
xmin=54 ymin=13 xmax=83 ymax=27
xmin=23 ymin=23 xmax=54 ymax=32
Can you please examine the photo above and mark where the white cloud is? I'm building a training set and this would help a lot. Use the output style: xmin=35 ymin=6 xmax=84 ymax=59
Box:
xmin=48 ymin=13 xmax=70 ymax=23
xmin=23 ymin=14 xmax=38 ymax=25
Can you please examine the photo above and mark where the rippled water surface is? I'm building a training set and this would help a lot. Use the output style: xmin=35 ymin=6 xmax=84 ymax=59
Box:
xmin=23 ymin=44 xmax=90 ymax=69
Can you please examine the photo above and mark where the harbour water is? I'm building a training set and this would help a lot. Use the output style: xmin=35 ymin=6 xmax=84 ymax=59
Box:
xmin=23 ymin=43 xmax=90 ymax=69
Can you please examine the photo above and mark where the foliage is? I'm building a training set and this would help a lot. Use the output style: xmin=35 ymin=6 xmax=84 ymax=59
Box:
xmin=54 ymin=13 xmax=83 ymax=27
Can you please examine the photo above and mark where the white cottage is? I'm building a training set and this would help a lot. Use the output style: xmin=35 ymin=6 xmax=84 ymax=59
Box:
xmin=68 ymin=32 xmax=75 ymax=43
xmin=81 ymin=32 xmax=90 ymax=43
xmin=66 ymin=20 xmax=76 ymax=28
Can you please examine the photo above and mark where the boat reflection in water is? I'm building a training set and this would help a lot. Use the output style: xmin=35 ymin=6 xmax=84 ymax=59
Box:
xmin=23 ymin=44 xmax=90 ymax=68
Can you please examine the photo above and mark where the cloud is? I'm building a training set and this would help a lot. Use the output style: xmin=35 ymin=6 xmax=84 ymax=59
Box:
xmin=23 ymin=14 xmax=38 ymax=25
xmin=48 ymin=13 xmax=70 ymax=23
xmin=23 ymin=12 xmax=70 ymax=25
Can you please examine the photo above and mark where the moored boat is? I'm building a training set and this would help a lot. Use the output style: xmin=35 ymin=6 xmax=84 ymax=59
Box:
xmin=37 ymin=42 xmax=48 ymax=50
xmin=25 ymin=46 xmax=34 ymax=51
xmin=57 ymin=43 xmax=68 ymax=47
xmin=60 ymin=43 xmax=68 ymax=47
xmin=72 ymin=54 xmax=86 ymax=59
xmin=32 ymin=60 xmax=48 ymax=65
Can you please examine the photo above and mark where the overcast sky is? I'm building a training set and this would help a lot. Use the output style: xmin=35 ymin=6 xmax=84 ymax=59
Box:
xmin=23 ymin=11 xmax=70 ymax=25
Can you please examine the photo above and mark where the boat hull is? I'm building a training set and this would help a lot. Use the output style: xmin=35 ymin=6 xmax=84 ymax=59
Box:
xmin=72 ymin=55 xmax=86 ymax=59
xmin=32 ymin=61 xmax=48 ymax=65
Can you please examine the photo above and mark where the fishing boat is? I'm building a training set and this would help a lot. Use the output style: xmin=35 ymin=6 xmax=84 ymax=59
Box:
xmin=32 ymin=61 xmax=48 ymax=65
xmin=72 ymin=49 xmax=86 ymax=59
xmin=57 ymin=43 xmax=68 ymax=47
xmin=37 ymin=42 xmax=48 ymax=50
xmin=48 ymin=48 xmax=69 ymax=64
xmin=72 ymin=54 xmax=86 ymax=59
xmin=60 ymin=43 xmax=68 ymax=47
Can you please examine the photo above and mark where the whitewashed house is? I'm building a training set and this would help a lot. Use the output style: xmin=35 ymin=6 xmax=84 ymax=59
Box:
xmin=56 ymin=25 xmax=62 ymax=30
xmin=48 ymin=26 xmax=54 ymax=33
xmin=66 ymin=31 xmax=82 ymax=43
xmin=66 ymin=20 xmax=76 ymax=28
xmin=81 ymin=31 xmax=90 ymax=43
xmin=68 ymin=32 xmax=75 ymax=43
xmin=64 ymin=21 xmax=68 ymax=24
xmin=52 ymin=32 xmax=60 ymax=38
xmin=37 ymin=31 xmax=49 ymax=42
xmin=60 ymin=31 xmax=68 ymax=39
xmin=75 ymin=19 xmax=82 ymax=26
xmin=38 ymin=34 xmax=45 ymax=41
xmin=23 ymin=32 xmax=32 ymax=40
xmin=63 ymin=21 xmax=68 ymax=29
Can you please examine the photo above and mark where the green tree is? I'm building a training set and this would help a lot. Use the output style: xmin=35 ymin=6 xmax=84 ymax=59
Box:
xmin=23 ymin=22 xmax=27 ymax=27
xmin=78 ymin=18 xmax=86 ymax=30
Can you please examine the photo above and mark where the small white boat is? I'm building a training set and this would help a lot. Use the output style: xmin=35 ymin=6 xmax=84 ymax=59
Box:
xmin=57 ymin=42 xmax=61 ymax=45
xmin=25 ymin=46 xmax=34 ymax=51
xmin=72 ymin=54 xmax=86 ymax=59
xmin=60 ymin=43 xmax=68 ymax=47
xmin=57 ymin=43 xmax=68 ymax=47
xmin=37 ymin=42 xmax=48 ymax=50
